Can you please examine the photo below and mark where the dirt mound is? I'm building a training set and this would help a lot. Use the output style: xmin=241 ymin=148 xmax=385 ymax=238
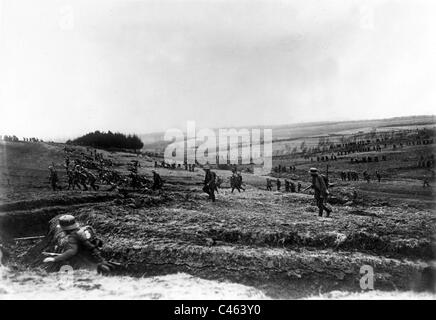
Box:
xmin=0 ymin=193 xmax=117 ymax=212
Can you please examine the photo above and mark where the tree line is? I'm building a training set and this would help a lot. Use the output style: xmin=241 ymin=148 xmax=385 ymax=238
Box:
xmin=67 ymin=131 xmax=144 ymax=150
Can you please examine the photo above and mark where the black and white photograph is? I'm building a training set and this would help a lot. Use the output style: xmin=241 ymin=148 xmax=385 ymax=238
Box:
xmin=0 ymin=0 xmax=435 ymax=305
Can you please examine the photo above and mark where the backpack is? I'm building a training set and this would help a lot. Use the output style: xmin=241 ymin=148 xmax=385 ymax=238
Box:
xmin=321 ymin=174 xmax=329 ymax=188
xmin=77 ymin=226 xmax=103 ymax=248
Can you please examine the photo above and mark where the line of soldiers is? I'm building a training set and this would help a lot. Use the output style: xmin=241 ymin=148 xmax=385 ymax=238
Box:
xmin=362 ymin=170 xmax=378 ymax=183
xmin=154 ymin=160 xmax=196 ymax=171
xmin=274 ymin=165 xmax=297 ymax=173
xmin=50 ymin=154 xmax=165 ymax=192
xmin=285 ymin=179 xmax=301 ymax=192
xmin=266 ymin=168 xmax=332 ymax=217
xmin=339 ymin=170 xmax=382 ymax=183
xmin=340 ymin=171 xmax=359 ymax=181
xmin=65 ymin=163 xmax=99 ymax=191
xmin=266 ymin=178 xmax=301 ymax=192
xmin=184 ymin=162 xmax=196 ymax=172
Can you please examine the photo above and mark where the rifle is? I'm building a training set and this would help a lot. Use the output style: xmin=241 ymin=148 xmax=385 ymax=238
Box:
xmin=42 ymin=252 xmax=61 ymax=256
xmin=14 ymin=235 xmax=46 ymax=241
xmin=302 ymin=185 xmax=312 ymax=192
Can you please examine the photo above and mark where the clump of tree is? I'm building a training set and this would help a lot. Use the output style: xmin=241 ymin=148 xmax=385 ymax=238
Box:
xmin=67 ymin=131 xmax=144 ymax=150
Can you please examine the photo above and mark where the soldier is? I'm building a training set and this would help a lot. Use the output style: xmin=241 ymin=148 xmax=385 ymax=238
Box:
xmin=363 ymin=171 xmax=370 ymax=183
xmin=129 ymin=160 xmax=139 ymax=174
xmin=376 ymin=170 xmax=381 ymax=183
xmin=65 ymin=156 xmax=70 ymax=170
xmin=276 ymin=179 xmax=281 ymax=191
xmin=83 ymin=168 xmax=99 ymax=191
xmin=230 ymin=172 xmax=240 ymax=193
xmin=67 ymin=168 xmax=80 ymax=190
xmin=203 ymin=165 xmax=217 ymax=202
xmin=284 ymin=180 xmax=290 ymax=192
xmin=43 ymin=215 xmax=113 ymax=274
xmin=151 ymin=170 xmax=163 ymax=190
xmin=48 ymin=164 xmax=59 ymax=191
xmin=304 ymin=168 xmax=332 ymax=217
xmin=75 ymin=165 xmax=89 ymax=190
xmin=290 ymin=181 xmax=296 ymax=193
xmin=237 ymin=173 xmax=245 ymax=191
xmin=215 ymin=175 xmax=223 ymax=193
xmin=423 ymin=178 xmax=430 ymax=188
xmin=266 ymin=178 xmax=272 ymax=191
xmin=341 ymin=171 xmax=346 ymax=181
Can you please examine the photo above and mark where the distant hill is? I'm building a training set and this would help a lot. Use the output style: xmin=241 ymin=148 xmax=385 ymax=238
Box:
xmin=139 ymin=115 xmax=436 ymax=152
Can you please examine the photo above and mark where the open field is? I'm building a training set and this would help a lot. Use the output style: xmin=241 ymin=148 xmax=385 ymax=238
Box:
xmin=1 ymin=116 xmax=435 ymax=299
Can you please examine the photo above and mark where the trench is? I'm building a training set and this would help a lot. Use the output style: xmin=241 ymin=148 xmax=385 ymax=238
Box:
xmin=1 ymin=202 xmax=434 ymax=298
xmin=0 ymin=211 xmax=366 ymax=299
xmin=0 ymin=194 xmax=118 ymax=239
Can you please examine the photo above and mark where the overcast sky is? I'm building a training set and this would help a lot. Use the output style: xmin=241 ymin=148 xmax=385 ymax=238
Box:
xmin=0 ymin=0 xmax=435 ymax=141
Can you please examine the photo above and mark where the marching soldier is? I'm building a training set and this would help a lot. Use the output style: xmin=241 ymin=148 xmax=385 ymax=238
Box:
xmin=75 ymin=165 xmax=89 ymax=190
xmin=67 ymin=168 xmax=80 ymax=190
xmin=48 ymin=164 xmax=59 ymax=191
xmin=304 ymin=168 xmax=332 ymax=217
xmin=284 ymin=180 xmax=290 ymax=192
xmin=237 ymin=173 xmax=245 ymax=191
xmin=290 ymin=181 xmax=296 ymax=193
xmin=363 ymin=170 xmax=370 ymax=183
xmin=215 ymin=175 xmax=223 ymax=192
xmin=230 ymin=172 xmax=241 ymax=193
xmin=151 ymin=170 xmax=163 ymax=190
xmin=266 ymin=178 xmax=272 ymax=191
xmin=83 ymin=168 xmax=99 ymax=191
xmin=423 ymin=177 xmax=431 ymax=188
xmin=65 ymin=156 xmax=70 ymax=170
xmin=203 ymin=165 xmax=217 ymax=202
xmin=376 ymin=170 xmax=381 ymax=183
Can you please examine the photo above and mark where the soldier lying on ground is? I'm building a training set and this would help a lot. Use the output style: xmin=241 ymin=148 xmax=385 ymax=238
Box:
xmin=43 ymin=215 xmax=117 ymax=274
